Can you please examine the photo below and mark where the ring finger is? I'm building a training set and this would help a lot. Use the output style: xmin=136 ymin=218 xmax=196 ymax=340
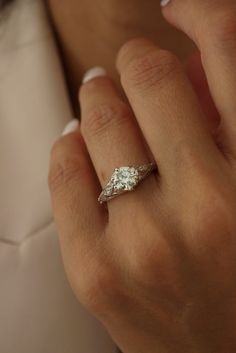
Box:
xmin=79 ymin=68 xmax=156 ymax=212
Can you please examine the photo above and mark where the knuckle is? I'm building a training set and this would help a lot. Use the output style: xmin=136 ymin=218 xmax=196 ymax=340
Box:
xmin=122 ymin=50 xmax=180 ymax=90
xmin=130 ymin=238 xmax=184 ymax=307
xmin=201 ymin=188 xmax=233 ymax=232
xmin=49 ymin=141 xmax=85 ymax=194
xmin=81 ymin=102 xmax=131 ymax=139
xmin=173 ymin=142 xmax=236 ymax=253
xmin=173 ymin=140 xmax=212 ymax=176
xmin=79 ymin=259 xmax=120 ymax=315
xmin=130 ymin=231 xmax=174 ymax=284
xmin=201 ymin=10 xmax=236 ymax=49
xmin=189 ymin=182 xmax=235 ymax=254
xmin=48 ymin=158 xmax=80 ymax=194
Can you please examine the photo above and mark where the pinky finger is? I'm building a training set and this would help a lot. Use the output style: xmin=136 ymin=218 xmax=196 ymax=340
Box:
xmin=48 ymin=119 xmax=105 ymax=258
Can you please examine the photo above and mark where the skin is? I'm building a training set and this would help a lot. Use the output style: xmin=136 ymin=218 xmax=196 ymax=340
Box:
xmin=49 ymin=0 xmax=236 ymax=352
xmin=47 ymin=0 xmax=194 ymax=110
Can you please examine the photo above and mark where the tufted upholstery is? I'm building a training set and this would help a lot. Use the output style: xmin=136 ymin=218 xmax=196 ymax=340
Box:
xmin=0 ymin=0 xmax=117 ymax=352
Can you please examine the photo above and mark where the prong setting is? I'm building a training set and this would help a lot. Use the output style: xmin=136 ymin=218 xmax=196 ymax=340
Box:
xmin=98 ymin=163 xmax=156 ymax=204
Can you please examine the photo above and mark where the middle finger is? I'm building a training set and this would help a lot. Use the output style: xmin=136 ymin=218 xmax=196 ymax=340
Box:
xmin=117 ymin=38 xmax=222 ymax=183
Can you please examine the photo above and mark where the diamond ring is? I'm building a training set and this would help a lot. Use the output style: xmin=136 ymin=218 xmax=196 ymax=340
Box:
xmin=98 ymin=163 xmax=157 ymax=204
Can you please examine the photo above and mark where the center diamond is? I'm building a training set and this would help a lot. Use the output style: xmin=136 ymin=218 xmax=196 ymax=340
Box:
xmin=112 ymin=167 xmax=139 ymax=191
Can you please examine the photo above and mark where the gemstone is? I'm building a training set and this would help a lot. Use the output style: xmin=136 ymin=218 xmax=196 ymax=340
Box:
xmin=104 ymin=184 xmax=113 ymax=196
xmin=111 ymin=167 xmax=139 ymax=191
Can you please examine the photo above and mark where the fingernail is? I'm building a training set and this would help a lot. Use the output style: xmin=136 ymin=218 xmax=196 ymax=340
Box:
xmin=62 ymin=119 xmax=79 ymax=136
xmin=160 ymin=0 xmax=171 ymax=7
xmin=82 ymin=66 xmax=107 ymax=84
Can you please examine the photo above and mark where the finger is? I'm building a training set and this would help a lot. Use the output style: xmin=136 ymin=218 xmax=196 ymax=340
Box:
xmin=161 ymin=0 xmax=236 ymax=158
xmin=48 ymin=122 xmax=105 ymax=255
xmin=186 ymin=50 xmax=221 ymax=136
xmin=79 ymin=69 xmax=155 ymax=208
xmin=116 ymin=38 xmax=222 ymax=182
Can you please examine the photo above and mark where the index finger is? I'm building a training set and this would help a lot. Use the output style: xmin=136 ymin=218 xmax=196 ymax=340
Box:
xmin=161 ymin=0 xmax=236 ymax=158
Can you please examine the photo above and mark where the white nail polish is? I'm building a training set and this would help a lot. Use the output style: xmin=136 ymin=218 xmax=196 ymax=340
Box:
xmin=160 ymin=0 xmax=171 ymax=7
xmin=82 ymin=66 xmax=107 ymax=84
xmin=62 ymin=119 xmax=79 ymax=136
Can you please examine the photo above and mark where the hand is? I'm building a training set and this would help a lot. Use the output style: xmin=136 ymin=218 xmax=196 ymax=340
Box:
xmin=49 ymin=1 xmax=236 ymax=352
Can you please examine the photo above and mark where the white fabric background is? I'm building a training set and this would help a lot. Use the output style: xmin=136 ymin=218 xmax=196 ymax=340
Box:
xmin=0 ymin=0 xmax=117 ymax=352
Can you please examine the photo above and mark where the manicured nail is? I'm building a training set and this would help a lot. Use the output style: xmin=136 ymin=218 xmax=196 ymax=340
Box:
xmin=82 ymin=66 xmax=107 ymax=84
xmin=62 ymin=119 xmax=79 ymax=136
xmin=160 ymin=0 xmax=171 ymax=7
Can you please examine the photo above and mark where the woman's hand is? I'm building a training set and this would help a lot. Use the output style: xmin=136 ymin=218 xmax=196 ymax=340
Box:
xmin=48 ymin=1 xmax=236 ymax=352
